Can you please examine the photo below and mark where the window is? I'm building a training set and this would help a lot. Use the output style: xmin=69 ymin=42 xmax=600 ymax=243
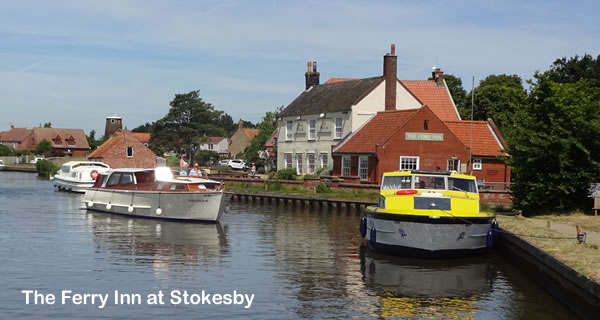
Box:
xmin=285 ymin=153 xmax=293 ymax=169
xmin=286 ymin=121 xmax=293 ymax=141
xmin=106 ymin=173 xmax=122 ymax=187
xmin=320 ymin=152 xmax=328 ymax=168
xmin=448 ymin=159 xmax=460 ymax=172
xmin=208 ymin=144 xmax=214 ymax=150
xmin=342 ymin=156 xmax=351 ymax=176
xmin=449 ymin=177 xmax=477 ymax=193
xmin=308 ymin=119 xmax=316 ymax=140
xmin=119 ymin=173 xmax=134 ymax=185
xmin=296 ymin=153 xmax=303 ymax=175
xmin=400 ymin=156 xmax=419 ymax=170
xmin=126 ymin=146 xmax=133 ymax=157
xmin=335 ymin=117 xmax=343 ymax=139
xmin=382 ymin=176 xmax=412 ymax=190
xmin=359 ymin=156 xmax=369 ymax=181
xmin=473 ymin=158 xmax=482 ymax=170
xmin=307 ymin=153 xmax=315 ymax=174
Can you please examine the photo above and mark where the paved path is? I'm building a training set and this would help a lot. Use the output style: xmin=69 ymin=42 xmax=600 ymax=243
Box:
xmin=528 ymin=218 xmax=600 ymax=246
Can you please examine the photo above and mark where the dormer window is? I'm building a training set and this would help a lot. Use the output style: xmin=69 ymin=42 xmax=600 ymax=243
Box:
xmin=66 ymin=135 xmax=76 ymax=146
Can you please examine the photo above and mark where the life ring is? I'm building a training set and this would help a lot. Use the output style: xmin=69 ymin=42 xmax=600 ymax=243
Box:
xmin=90 ymin=170 xmax=99 ymax=179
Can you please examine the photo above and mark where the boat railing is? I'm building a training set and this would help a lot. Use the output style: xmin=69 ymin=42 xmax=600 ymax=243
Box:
xmin=478 ymin=181 xmax=511 ymax=192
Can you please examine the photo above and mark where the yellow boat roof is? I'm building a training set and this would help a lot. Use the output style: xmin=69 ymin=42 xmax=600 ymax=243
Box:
xmin=383 ymin=170 xmax=476 ymax=180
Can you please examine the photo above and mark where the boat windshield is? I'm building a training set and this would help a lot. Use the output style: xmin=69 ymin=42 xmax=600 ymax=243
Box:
xmin=414 ymin=175 xmax=445 ymax=190
xmin=61 ymin=165 xmax=70 ymax=173
xmin=381 ymin=176 xmax=412 ymax=190
xmin=448 ymin=177 xmax=477 ymax=193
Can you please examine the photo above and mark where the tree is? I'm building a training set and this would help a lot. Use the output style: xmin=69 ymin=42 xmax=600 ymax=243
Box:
xmin=0 ymin=144 xmax=15 ymax=156
xmin=43 ymin=122 xmax=52 ymax=128
xmin=34 ymin=139 xmax=53 ymax=156
xmin=132 ymin=122 xmax=154 ymax=133
xmin=86 ymin=130 xmax=102 ymax=151
xmin=150 ymin=90 xmax=229 ymax=166
xmin=243 ymin=107 xmax=282 ymax=167
xmin=549 ymin=54 xmax=600 ymax=85
xmin=461 ymin=74 xmax=526 ymax=136
xmin=508 ymin=71 xmax=600 ymax=214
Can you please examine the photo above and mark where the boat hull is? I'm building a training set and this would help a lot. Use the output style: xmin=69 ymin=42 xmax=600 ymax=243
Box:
xmin=83 ymin=188 xmax=228 ymax=222
xmin=364 ymin=209 xmax=493 ymax=258
xmin=54 ymin=176 xmax=95 ymax=193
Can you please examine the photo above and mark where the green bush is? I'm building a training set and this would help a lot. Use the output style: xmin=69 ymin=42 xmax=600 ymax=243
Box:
xmin=269 ymin=182 xmax=282 ymax=191
xmin=257 ymin=167 xmax=265 ymax=174
xmin=36 ymin=160 xmax=60 ymax=178
xmin=0 ymin=144 xmax=15 ymax=156
xmin=276 ymin=168 xmax=297 ymax=180
xmin=214 ymin=165 xmax=232 ymax=173
xmin=315 ymin=183 xmax=331 ymax=194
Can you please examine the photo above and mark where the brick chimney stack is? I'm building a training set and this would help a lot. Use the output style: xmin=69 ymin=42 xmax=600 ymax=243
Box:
xmin=238 ymin=119 xmax=244 ymax=129
xmin=432 ymin=67 xmax=444 ymax=86
xmin=383 ymin=44 xmax=397 ymax=111
xmin=305 ymin=61 xmax=320 ymax=90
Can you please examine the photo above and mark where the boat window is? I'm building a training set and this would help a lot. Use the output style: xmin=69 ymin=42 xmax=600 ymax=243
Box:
xmin=106 ymin=173 xmax=122 ymax=186
xmin=381 ymin=176 xmax=412 ymax=190
xmin=119 ymin=173 xmax=134 ymax=185
xmin=170 ymin=184 xmax=186 ymax=190
xmin=414 ymin=176 xmax=445 ymax=190
xmin=61 ymin=165 xmax=70 ymax=173
xmin=135 ymin=171 xmax=154 ymax=184
xmin=448 ymin=177 xmax=477 ymax=193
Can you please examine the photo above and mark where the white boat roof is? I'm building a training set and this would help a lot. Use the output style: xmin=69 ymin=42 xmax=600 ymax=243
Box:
xmin=62 ymin=161 xmax=110 ymax=168
xmin=105 ymin=167 xmax=222 ymax=184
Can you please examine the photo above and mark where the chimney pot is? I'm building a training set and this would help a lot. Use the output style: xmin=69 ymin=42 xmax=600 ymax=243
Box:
xmin=312 ymin=61 xmax=317 ymax=72
xmin=307 ymin=61 xmax=312 ymax=73
xmin=391 ymin=43 xmax=395 ymax=56
xmin=305 ymin=60 xmax=320 ymax=90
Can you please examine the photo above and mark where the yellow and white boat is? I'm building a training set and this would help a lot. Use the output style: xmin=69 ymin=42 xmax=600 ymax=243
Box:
xmin=360 ymin=170 xmax=496 ymax=257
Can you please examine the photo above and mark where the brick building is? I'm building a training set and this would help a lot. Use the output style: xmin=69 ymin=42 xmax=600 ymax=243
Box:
xmin=332 ymin=106 xmax=509 ymax=186
xmin=88 ymin=130 xmax=156 ymax=168
xmin=0 ymin=126 xmax=90 ymax=156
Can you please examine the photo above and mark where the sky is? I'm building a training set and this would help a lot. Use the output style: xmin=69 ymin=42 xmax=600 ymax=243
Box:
xmin=1 ymin=0 xmax=600 ymax=135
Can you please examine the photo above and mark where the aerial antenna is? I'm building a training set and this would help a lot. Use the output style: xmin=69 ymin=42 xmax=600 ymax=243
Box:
xmin=469 ymin=76 xmax=475 ymax=174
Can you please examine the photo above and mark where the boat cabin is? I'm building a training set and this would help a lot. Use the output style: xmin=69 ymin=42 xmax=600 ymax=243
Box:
xmin=381 ymin=170 xmax=478 ymax=195
xmin=92 ymin=168 xmax=222 ymax=192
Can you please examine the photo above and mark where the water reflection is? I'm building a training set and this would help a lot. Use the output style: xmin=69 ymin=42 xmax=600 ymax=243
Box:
xmin=85 ymin=213 xmax=228 ymax=279
xmin=360 ymin=247 xmax=495 ymax=319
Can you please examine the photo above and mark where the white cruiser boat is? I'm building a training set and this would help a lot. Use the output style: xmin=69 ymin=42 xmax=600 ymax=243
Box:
xmin=83 ymin=167 xmax=227 ymax=222
xmin=54 ymin=161 xmax=111 ymax=192
xmin=0 ymin=159 xmax=5 ymax=170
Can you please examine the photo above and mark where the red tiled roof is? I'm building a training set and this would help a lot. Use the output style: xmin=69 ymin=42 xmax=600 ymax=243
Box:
xmin=400 ymin=80 xmax=459 ymax=121
xmin=29 ymin=128 xmax=90 ymax=150
xmin=208 ymin=136 xmax=225 ymax=144
xmin=89 ymin=130 xmax=153 ymax=158
xmin=265 ymin=130 xmax=278 ymax=147
xmin=0 ymin=128 xmax=32 ymax=142
xmin=333 ymin=109 xmax=419 ymax=153
xmin=129 ymin=132 xmax=150 ymax=143
xmin=242 ymin=128 xmax=259 ymax=140
xmin=324 ymin=78 xmax=359 ymax=84
xmin=444 ymin=120 xmax=506 ymax=156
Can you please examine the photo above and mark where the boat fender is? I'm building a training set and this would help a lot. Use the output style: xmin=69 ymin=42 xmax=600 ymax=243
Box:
xmin=87 ymin=201 xmax=94 ymax=207
xmin=359 ymin=216 xmax=367 ymax=238
xmin=369 ymin=227 xmax=377 ymax=246
xmin=486 ymin=221 xmax=499 ymax=249
xmin=156 ymin=208 xmax=162 ymax=215
xmin=90 ymin=170 xmax=99 ymax=179
xmin=128 ymin=206 xmax=134 ymax=213
xmin=106 ymin=204 xmax=112 ymax=210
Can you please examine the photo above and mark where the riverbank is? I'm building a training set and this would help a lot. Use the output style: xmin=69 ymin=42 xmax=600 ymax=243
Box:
xmin=497 ymin=214 xmax=600 ymax=281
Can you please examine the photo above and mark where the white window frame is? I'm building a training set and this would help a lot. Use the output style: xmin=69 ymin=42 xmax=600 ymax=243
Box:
xmin=447 ymin=159 xmax=460 ymax=172
xmin=286 ymin=121 xmax=293 ymax=141
xmin=399 ymin=156 xmax=419 ymax=171
xmin=342 ymin=156 xmax=351 ymax=176
xmin=308 ymin=119 xmax=316 ymax=140
xmin=359 ymin=156 xmax=369 ymax=181
xmin=208 ymin=144 xmax=214 ymax=150
xmin=126 ymin=146 xmax=134 ymax=158
xmin=307 ymin=153 xmax=315 ymax=174
xmin=320 ymin=152 xmax=329 ymax=168
xmin=296 ymin=153 xmax=303 ymax=175
xmin=285 ymin=152 xmax=293 ymax=169
xmin=334 ymin=117 xmax=343 ymax=139
xmin=472 ymin=158 xmax=482 ymax=171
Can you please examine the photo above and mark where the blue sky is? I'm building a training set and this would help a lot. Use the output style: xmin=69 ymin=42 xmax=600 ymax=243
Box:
xmin=1 ymin=0 xmax=599 ymax=135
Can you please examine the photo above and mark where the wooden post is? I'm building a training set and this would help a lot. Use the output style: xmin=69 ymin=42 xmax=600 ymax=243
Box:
xmin=547 ymin=220 xmax=551 ymax=228
xmin=576 ymin=225 xmax=584 ymax=244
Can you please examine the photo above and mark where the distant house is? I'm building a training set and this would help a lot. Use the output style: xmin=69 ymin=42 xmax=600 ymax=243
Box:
xmin=88 ymin=130 xmax=156 ymax=168
xmin=331 ymin=105 xmax=509 ymax=185
xmin=276 ymin=44 xmax=460 ymax=174
xmin=0 ymin=126 xmax=90 ymax=156
xmin=199 ymin=137 xmax=229 ymax=157
xmin=264 ymin=130 xmax=278 ymax=170
xmin=229 ymin=120 xmax=259 ymax=158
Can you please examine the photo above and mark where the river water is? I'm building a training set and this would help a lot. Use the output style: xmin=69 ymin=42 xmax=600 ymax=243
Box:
xmin=0 ymin=172 xmax=576 ymax=319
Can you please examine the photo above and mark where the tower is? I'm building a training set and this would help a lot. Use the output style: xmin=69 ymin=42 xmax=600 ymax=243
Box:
xmin=104 ymin=115 xmax=122 ymax=138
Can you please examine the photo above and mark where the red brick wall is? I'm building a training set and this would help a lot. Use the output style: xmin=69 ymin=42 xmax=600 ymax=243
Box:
xmin=471 ymin=158 xmax=510 ymax=183
xmin=92 ymin=135 xmax=156 ymax=168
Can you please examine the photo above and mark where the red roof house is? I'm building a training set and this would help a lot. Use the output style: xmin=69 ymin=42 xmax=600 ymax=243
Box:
xmin=89 ymin=130 xmax=156 ymax=168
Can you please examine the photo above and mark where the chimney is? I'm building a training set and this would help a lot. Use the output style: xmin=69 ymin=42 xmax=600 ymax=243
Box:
xmin=238 ymin=119 xmax=244 ymax=129
xmin=305 ymin=60 xmax=320 ymax=90
xmin=432 ymin=67 xmax=444 ymax=86
xmin=383 ymin=44 xmax=397 ymax=111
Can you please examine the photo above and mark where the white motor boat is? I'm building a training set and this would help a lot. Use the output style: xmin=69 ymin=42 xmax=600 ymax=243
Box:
xmin=83 ymin=167 xmax=227 ymax=222
xmin=0 ymin=159 xmax=5 ymax=170
xmin=53 ymin=161 xmax=111 ymax=192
